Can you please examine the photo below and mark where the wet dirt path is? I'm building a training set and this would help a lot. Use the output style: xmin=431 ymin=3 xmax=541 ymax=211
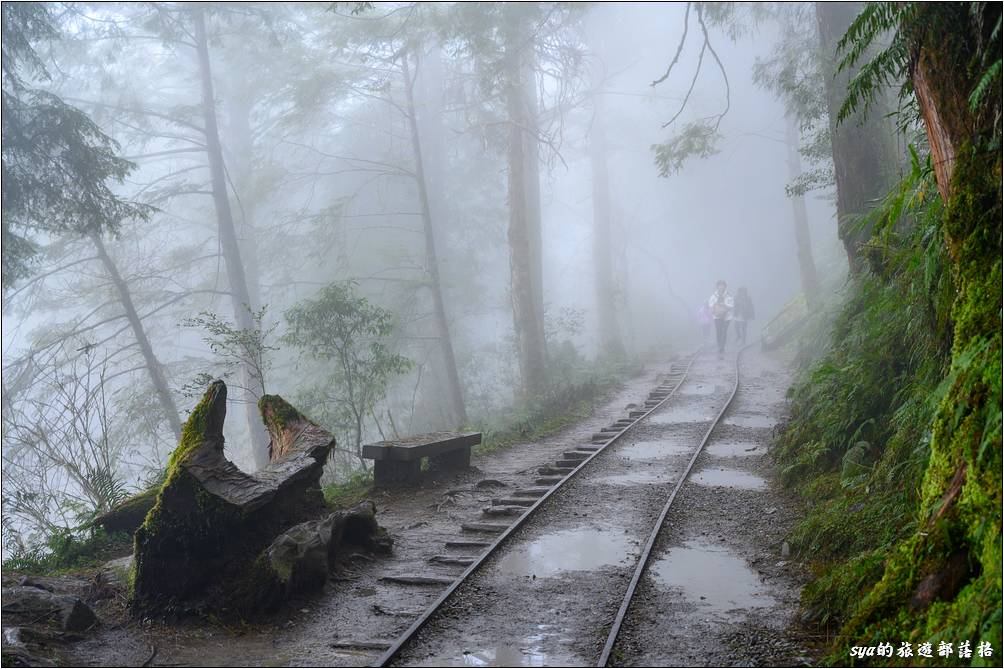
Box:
xmin=68 ymin=359 xmax=678 ymax=667
xmin=66 ymin=348 xmax=811 ymax=667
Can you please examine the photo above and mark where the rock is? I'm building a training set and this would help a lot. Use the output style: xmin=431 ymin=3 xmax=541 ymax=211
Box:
xmin=909 ymin=550 xmax=970 ymax=611
xmin=474 ymin=479 xmax=505 ymax=489
xmin=1 ymin=587 xmax=98 ymax=632
xmin=780 ymin=541 xmax=790 ymax=559
xmin=262 ymin=515 xmax=337 ymax=601
xmin=100 ymin=556 xmax=133 ymax=588
xmin=840 ymin=441 xmax=871 ymax=481
xmin=130 ymin=382 xmax=335 ymax=617
xmin=238 ymin=501 xmax=392 ymax=614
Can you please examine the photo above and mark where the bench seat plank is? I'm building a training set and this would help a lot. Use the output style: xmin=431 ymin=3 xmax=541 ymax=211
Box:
xmin=362 ymin=431 xmax=481 ymax=462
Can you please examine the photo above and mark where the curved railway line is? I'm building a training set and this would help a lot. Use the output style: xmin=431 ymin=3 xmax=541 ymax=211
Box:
xmin=376 ymin=344 xmax=755 ymax=667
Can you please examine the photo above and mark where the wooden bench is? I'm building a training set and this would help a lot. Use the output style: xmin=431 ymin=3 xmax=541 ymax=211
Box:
xmin=362 ymin=431 xmax=482 ymax=487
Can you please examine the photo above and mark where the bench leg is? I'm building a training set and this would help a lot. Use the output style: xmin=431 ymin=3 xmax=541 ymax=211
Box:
xmin=374 ymin=460 xmax=421 ymax=487
xmin=428 ymin=447 xmax=471 ymax=473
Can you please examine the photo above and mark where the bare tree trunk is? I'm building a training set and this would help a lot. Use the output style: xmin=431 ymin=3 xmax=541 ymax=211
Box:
xmin=193 ymin=8 xmax=269 ymax=469
xmin=401 ymin=51 xmax=468 ymax=428
xmin=785 ymin=116 xmax=821 ymax=306
xmin=815 ymin=1 xmax=895 ymax=273
xmin=590 ymin=90 xmax=625 ymax=357
xmin=223 ymin=75 xmax=263 ymax=314
xmin=504 ymin=11 xmax=549 ymax=397
xmin=89 ymin=232 xmax=182 ymax=441
xmin=522 ymin=65 xmax=546 ymax=340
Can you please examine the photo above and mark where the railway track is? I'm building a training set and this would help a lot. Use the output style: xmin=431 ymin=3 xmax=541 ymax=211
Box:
xmin=377 ymin=345 xmax=752 ymax=667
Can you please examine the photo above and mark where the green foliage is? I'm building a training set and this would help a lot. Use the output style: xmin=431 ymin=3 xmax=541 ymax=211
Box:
xmin=2 ymin=526 xmax=131 ymax=575
xmin=473 ymin=354 xmax=637 ymax=456
xmin=182 ymin=307 xmax=277 ymax=399
xmin=837 ymin=2 xmax=1001 ymax=144
xmin=652 ymin=121 xmax=721 ymax=177
xmin=779 ymin=2 xmax=1003 ymax=654
xmin=1 ymin=3 xmax=152 ymax=286
xmin=776 ymin=162 xmax=959 ymax=646
xmin=284 ymin=281 xmax=411 ymax=457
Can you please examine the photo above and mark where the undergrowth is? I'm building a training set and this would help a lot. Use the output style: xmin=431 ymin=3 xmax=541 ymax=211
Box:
xmin=778 ymin=143 xmax=1001 ymax=664
xmin=471 ymin=352 xmax=639 ymax=456
xmin=2 ymin=526 xmax=132 ymax=575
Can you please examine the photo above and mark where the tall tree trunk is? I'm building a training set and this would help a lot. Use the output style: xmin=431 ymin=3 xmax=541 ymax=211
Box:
xmin=590 ymin=90 xmax=625 ymax=357
xmin=223 ymin=75 xmax=263 ymax=314
xmin=911 ymin=45 xmax=973 ymax=202
xmin=785 ymin=116 xmax=821 ymax=306
xmin=401 ymin=51 xmax=468 ymax=428
xmin=815 ymin=1 xmax=895 ymax=273
xmin=522 ymin=65 xmax=546 ymax=339
xmin=193 ymin=8 xmax=269 ymax=469
xmin=504 ymin=10 xmax=549 ymax=397
xmin=89 ymin=232 xmax=183 ymax=441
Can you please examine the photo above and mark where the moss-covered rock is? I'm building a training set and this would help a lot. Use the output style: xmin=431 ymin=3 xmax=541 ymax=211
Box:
xmin=230 ymin=501 xmax=393 ymax=615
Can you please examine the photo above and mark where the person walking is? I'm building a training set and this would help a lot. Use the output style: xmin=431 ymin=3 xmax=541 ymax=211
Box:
xmin=708 ymin=280 xmax=733 ymax=355
xmin=697 ymin=303 xmax=713 ymax=343
xmin=733 ymin=286 xmax=755 ymax=345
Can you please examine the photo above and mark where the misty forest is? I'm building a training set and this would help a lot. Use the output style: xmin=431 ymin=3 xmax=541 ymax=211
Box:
xmin=1 ymin=2 xmax=1000 ymax=668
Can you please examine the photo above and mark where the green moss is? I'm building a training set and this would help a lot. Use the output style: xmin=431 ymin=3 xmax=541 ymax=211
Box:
xmin=1 ymin=527 xmax=131 ymax=575
xmin=780 ymin=142 xmax=1001 ymax=664
xmin=259 ymin=393 xmax=314 ymax=433
xmin=322 ymin=469 xmax=374 ymax=510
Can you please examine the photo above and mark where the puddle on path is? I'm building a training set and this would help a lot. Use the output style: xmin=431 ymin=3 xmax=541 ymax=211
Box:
xmin=723 ymin=413 xmax=778 ymax=429
xmin=691 ymin=467 xmax=766 ymax=490
xmin=451 ymin=624 xmax=569 ymax=667
xmin=619 ymin=440 xmax=691 ymax=460
xmin=495 ymin=526 xmax=635 ymax=578
xmin=591 ymin=468 xmax=675 ymax=486
xmin=705 ymin=442 xmax=761 ymax=458
xmin=651 ymin=539 xmax=776 ymax=619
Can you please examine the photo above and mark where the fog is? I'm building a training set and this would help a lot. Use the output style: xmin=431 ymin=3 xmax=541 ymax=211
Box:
xmin=2 ymin=2 xmax=846 ymax=546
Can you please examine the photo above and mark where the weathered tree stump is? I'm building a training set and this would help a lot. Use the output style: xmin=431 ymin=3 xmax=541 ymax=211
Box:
xmin=129 ymin=380 xmax=366 ymax=617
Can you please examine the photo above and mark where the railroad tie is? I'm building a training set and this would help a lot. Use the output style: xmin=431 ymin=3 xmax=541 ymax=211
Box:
xmin=429 ymin=555 xmax=476 ymax=566
xmin=482 ymin=505 xmax=526 ymax=517
xmin=444 ymin=540 xmax=492 ymax=550
xmin=492 ymin=497 xmax=535 ymax=507
xmin=512 ymin=487 xmax=551 ymax=497
xmin=461 ymin=521 xmax=510 ymax=533
xmin=380 ymin=575 xmax=455 ymax=586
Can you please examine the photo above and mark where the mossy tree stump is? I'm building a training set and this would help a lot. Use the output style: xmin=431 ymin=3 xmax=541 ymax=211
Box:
xmin=130 ymin=381 xmax=336 ymax=617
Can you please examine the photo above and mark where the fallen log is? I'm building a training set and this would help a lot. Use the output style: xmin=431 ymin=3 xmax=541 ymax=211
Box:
xmin=130 ymin=381 xmax=372 ymax=617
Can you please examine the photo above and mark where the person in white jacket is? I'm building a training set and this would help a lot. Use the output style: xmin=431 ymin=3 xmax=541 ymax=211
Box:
xmin=708 ymin=280 xmax=734 ymax=355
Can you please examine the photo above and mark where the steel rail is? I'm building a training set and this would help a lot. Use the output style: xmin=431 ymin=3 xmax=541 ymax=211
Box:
xmin=375 ymin=351 xmax=702 ymax=667
xmin=596 ymin=342 xmax=754 ymax=666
